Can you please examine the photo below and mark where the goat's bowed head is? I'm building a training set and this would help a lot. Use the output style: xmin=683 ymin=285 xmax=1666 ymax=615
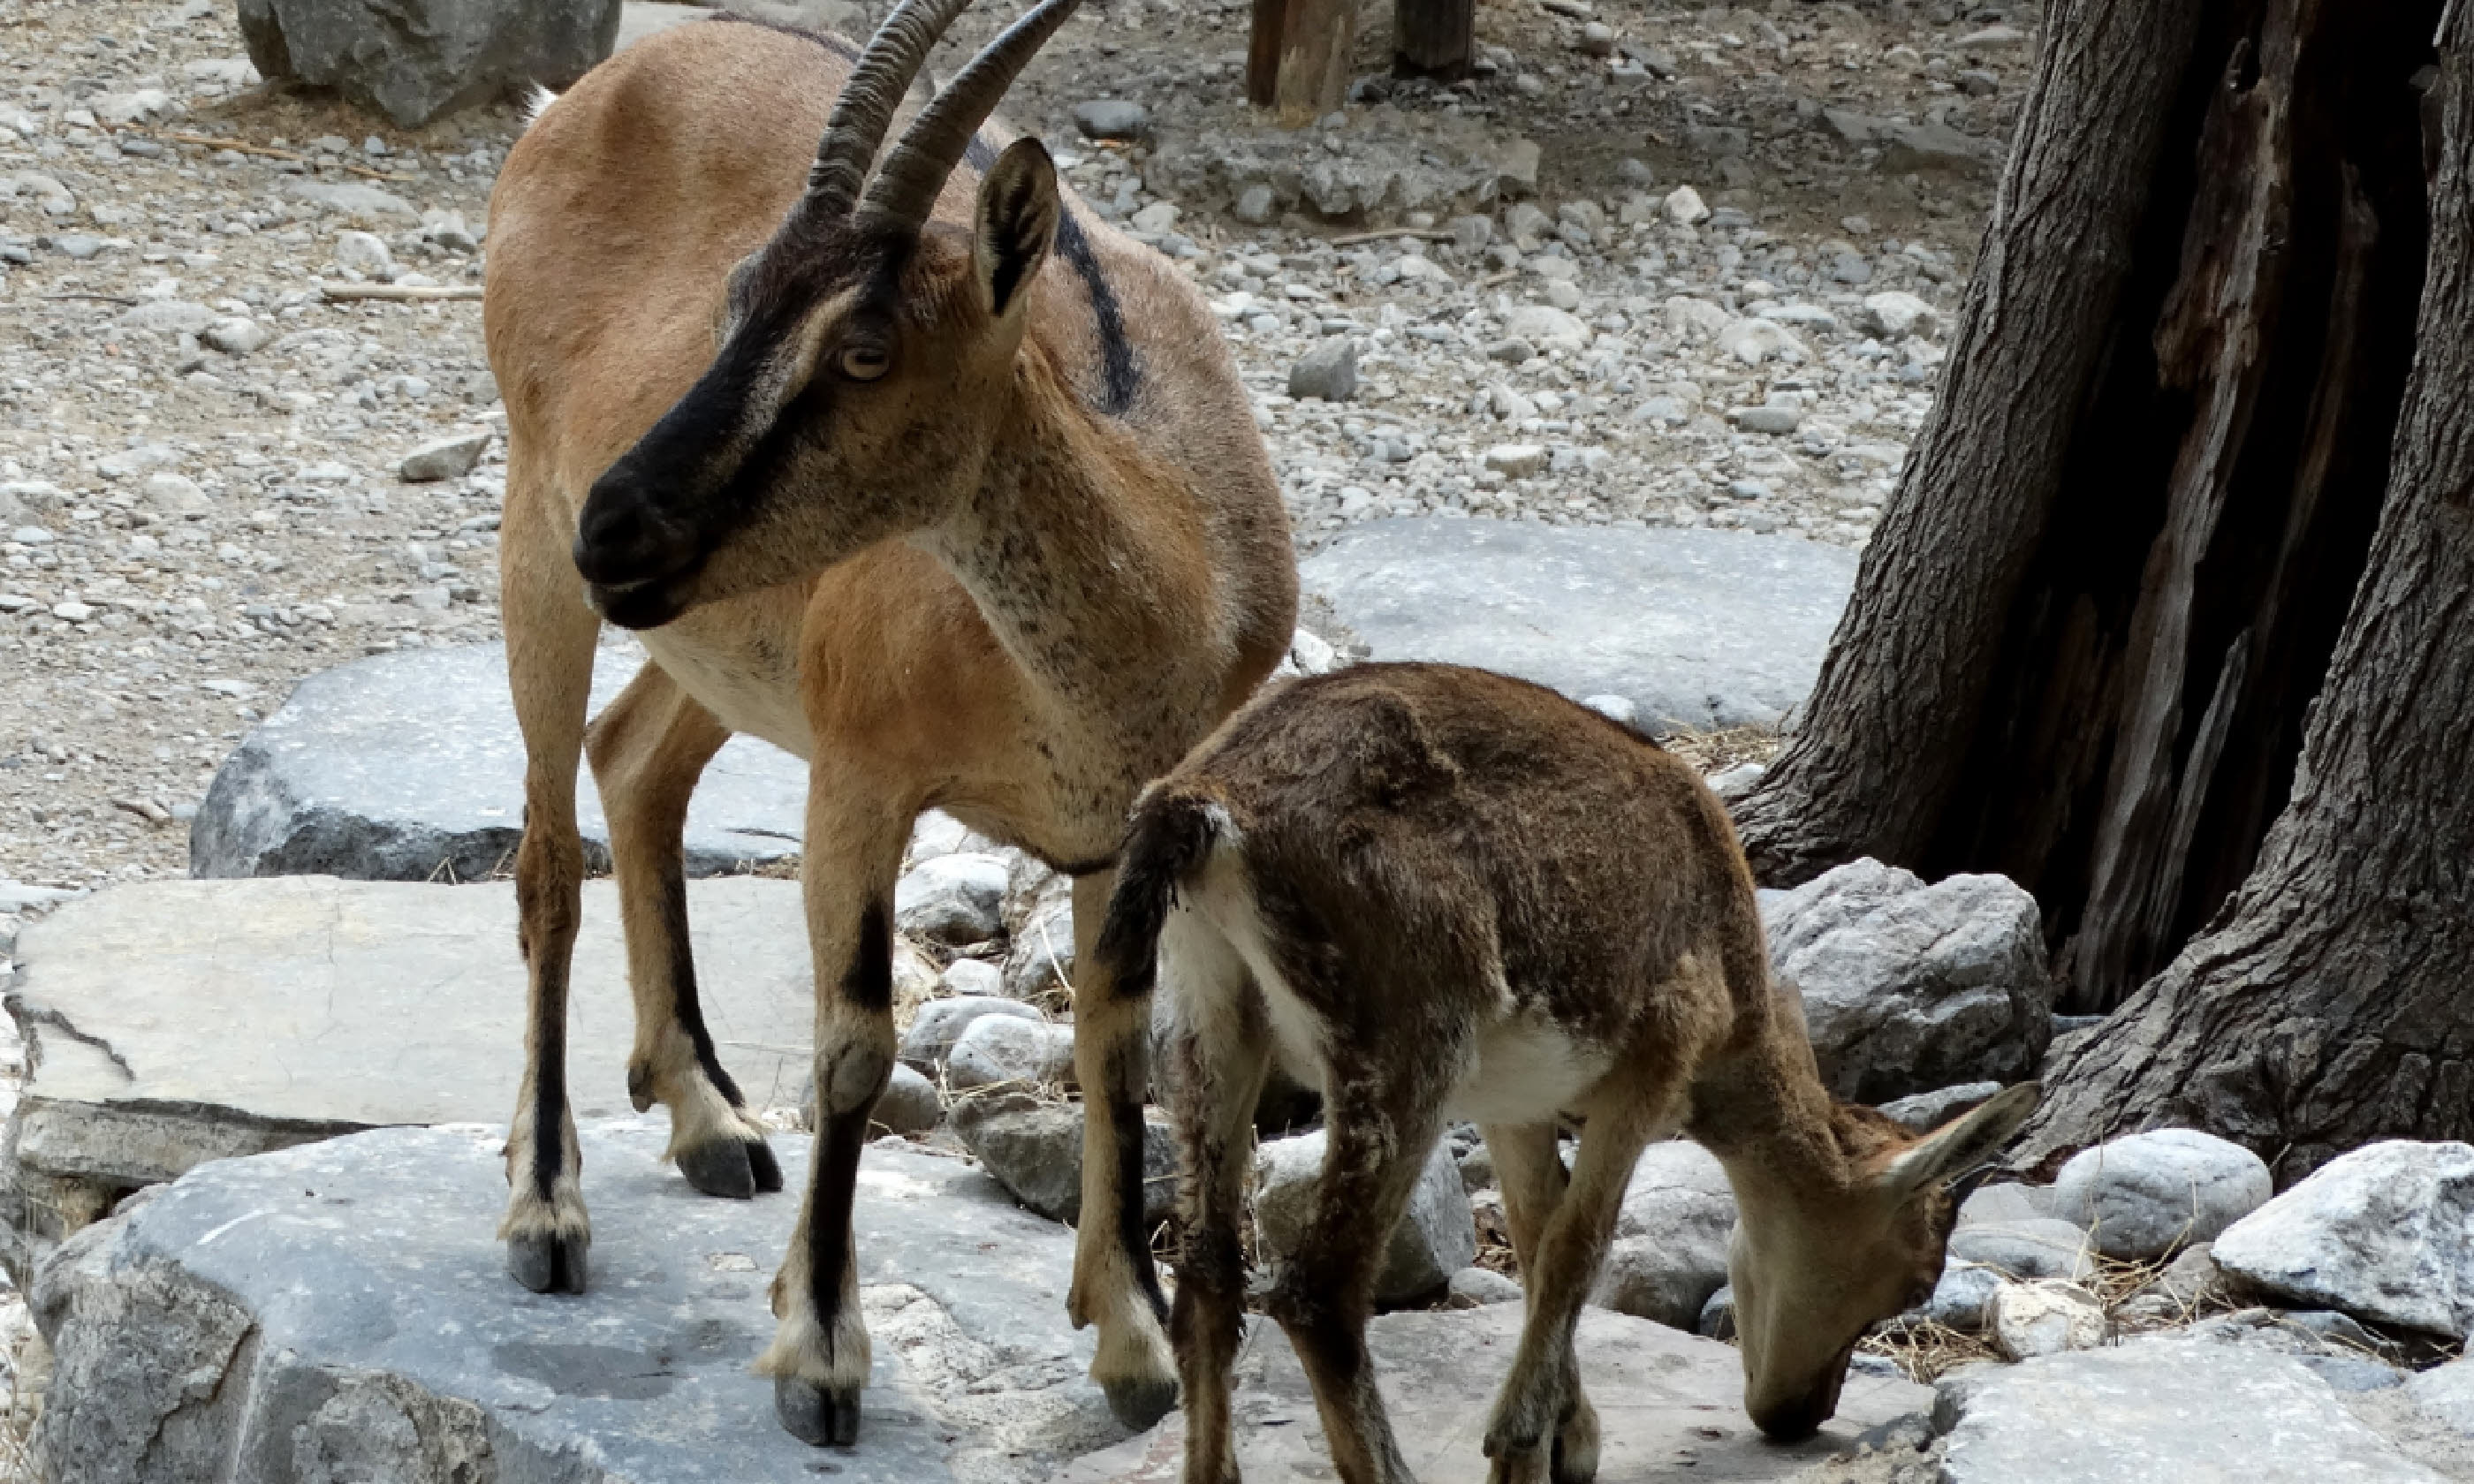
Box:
xmin=1731 ymin=1080 xmax=2043 ymax=1442
xmin=572 ymin=0 xmax=1079 ymax=630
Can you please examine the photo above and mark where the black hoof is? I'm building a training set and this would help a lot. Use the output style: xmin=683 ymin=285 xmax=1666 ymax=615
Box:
xmin=506 ymin=1230 xmax=588 ymax=1294
xmin=677 ymin=1133 xmax=780 ymax=1199
xmin=775 ymin=1376 xmax=862 ymax=1447
xmin=1103 ymin=1375 xmax=1180 ymax=1431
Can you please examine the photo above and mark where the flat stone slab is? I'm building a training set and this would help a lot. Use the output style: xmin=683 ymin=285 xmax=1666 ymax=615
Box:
xmin=191 ymin=642 xmax=808 ymax=881
xmin=1299 ymin=520 xmax=1857 ymax=731
xmin=4 ymin=876 xmax=813 ymax=1205
xmin=31 ymin=1118 xmax=1130 ymax=1484
xmin=1932 ymin=1334 xmax=2446 ymax=1482
xmin=1061 ymin=1305 xmax=1928 ymax=1482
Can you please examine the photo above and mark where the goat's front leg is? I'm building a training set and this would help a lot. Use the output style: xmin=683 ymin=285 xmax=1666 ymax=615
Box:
xmin=1482 ymin=1104 xmax=1670 ymax=1484
xmin=497 ymin=484 xmax=602 ymax=1294
xmin=1066 ymin=869 xmax=1181 ymax=1429
xmin=757 ymin=785 xmax=911 ymax=1447
xmin=587 ymin=663 xmax=780 ymax=1199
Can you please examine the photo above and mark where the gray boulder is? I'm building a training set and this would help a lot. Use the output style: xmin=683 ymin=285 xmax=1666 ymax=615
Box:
xmin=1447 ymin=1267 xmax=1523 ymax=1308
xmin=951 ymin=1100 xmax=1177 ymax=1227
xmin=1758 ymin=859 xmax=2053 ymax=1102
xmin=239 ymin=0 xmax=622 ymax=127
xmin=1932 ymin=1333 xmax=2445 ymax=1482
xmin=1915 ymin=1261 xmax=2004 ymax=1332
xmin=895 ymin=853 xmax=1011 ymax=945
xmin=898 ymin=996 xmax=1044 ymax=1074
xmin=872 ymin=1063 xmax=943 ymax=1135
xmin=30 ymin=1119 xmax=1131 ymax=1483
xmin=1255 ymin=1132 xmax=1475 ymax=1306
xmin=1590 ymin=1141 xmax=1737 ymax=1329
xmin=192 ymin=644 xmax=808 ymax=881
xmin=1299 ymin=520 xmax=1855 ymax=731
xmin=945 ymin=1015 xmax=1076 ymax=1094
xmin=2408 ymin=1357 xmax=2474 ymax=1439
xmin=1947 ymin=1218 xmax=2094 ymax=1285
xmin=2212 ymin=1140 xmax=2474 ymax=1338
xmin=1288 ymin=339 xmax=1358 ymax=402
xmin=1005 ymin=900 xmax=1077 ymax=1002
xmin=2052 ymin=1127 xmax=2273 ymax=1260
xmin=1878 ymin=1080 xmax=2001 ymax=1133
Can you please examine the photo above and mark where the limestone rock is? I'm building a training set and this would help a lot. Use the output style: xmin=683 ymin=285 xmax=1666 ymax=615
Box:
xmin=1503 ymin=304 xmax=1592 ymax=353
xmin=1072 ymin=99 xmax=1150 ymax=140
xmin=898 ymin=996 xmax=1044 ymax=1075
xmin=1590 ymin=1141 xmax=1737 ymax=1329
xmin=2407 ymin=1357 xmax=2474 ymax=1439
xmin=1255 ymin=1132 xmax=1474 ymax=1306
xmin=191 ymin=644 xmax=808 ymax=880
xmin=1447 ymin=1267 xmax=1523 ymax=1308
xmin=2212 ymin=1140 xmax=2474 ymax=1338
xmin=1288 ymin=338 xmax=1358 ymax=402
xmin=2052 ymin=1127 xmax=2273 ymax=1260
xmin=398 ymin=429 xmax=490 ymax=482
xmin=945 ymin=1014 xmax=1076 ymax=1094
xmin=895 ymin=852 xmax=1011 ymax=945
xmin=1758 ymin=858 xmax=2053 ymax=1102
xmin=1301 ymin=520 xmax=1855 ymax=731
xmin=952 ymin=1101 xmax=1177 ymax=1227
xmin=1932 ymin=1333 xmax=2445 ymax=1482
xmin=1947 ymin=1219 xmax=2093 ymax=1285
xmin=873 ymin=1063 xmax=943 ymax=1135
xmin=1989 ymin=1280 xmax=2106 ymax=1360
xmin=31 ymin=1120 xmax=1134 ymax=1482
xmin=1879 ymin=1081 xmax=2001 ymax=1133
xmin=239 ymin=0 xmax=622 ymax=126
xmin=1916 ymin=1261 xmax=2003 ymax=1332
xmin=1861 ymin=290 xmax=1938 ymax=339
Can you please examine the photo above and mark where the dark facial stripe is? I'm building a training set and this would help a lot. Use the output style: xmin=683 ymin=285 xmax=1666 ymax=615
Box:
xmin=656 ymin=865 xmax=747 ymax=1107
xmin=806 ymin=1104 xmax=873 ymax=1358
xmin=841 ymin=899 xmax=894 ymax=1013
xmin=1054 ymin=209 xmax=1138 ymax=416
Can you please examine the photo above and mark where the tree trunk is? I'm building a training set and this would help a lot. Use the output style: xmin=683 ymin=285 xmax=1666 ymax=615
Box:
xmin=2019 ymin=3 xmax=2474 ymax=1179
xmin=1393 ymin=0 xmax=1474 ymax=80
xmin=1248 ymin=0 xmax=1356 ymax=122
xmin=1733 ymin=0 xmax=2440 ymax=1013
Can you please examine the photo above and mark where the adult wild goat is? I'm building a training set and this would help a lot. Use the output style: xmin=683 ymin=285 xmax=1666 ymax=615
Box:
xmin=1097 ymin=662 xmax=2039 ymax=1484
xmin=482 ymin=0 xmax=1294 ymax=1446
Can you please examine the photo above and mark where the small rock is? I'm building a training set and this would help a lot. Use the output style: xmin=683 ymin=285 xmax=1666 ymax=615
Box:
xmin=1716 ymin=318 xmax=1807 ymax=365
xmin=1448 ymin=1267 xmax=1523 ymax=1308
xmin=1917 ymin=1261 xmax=2004 ymax=1332
xmin=1256 ymin=1132 xmax=1475 ymax=1305
xmin=51 ymin=601 xmax=95 ymax=624
xmin=332 ymin=230 xmax=394 ymax=277
xmin=117 ymin=299 xmax=216 ymax=336
xmin=941 ymin=957 xmax=1004 ymax=1000
xmin=1576 ymin=20 xmax=1616 ymax=56
xmin=1071 ymin=99 xmax=1150 ymax=140
xmin=2212 ymin=1140 xmax=2474 ymax=1338
xmin=945 ymin=1013 xmax=1076 ymax=1094
xmin=871 ymin=1063 xmax=941 ymax=1134
xmin=142 ymin=473 xmax=214 ymax=519
xmin=1959 ymin=69 xmax=2000 ymax=96
xmin=1949 ymin=1218 xmax=2094 ymax=1284
xmin=1448 ymin=214 xmax=1494 ymax=252
xmin=1582 ymin=693 xmax=1637 ymax=726
xmin=1483 ymin=443 xmax=1548 ymax=478
xmin=1591 ymin=1141 xmax=1736 ymax=1329
xmin=398 ymin=431 xmax=489 ymax=483
xmin=1990 ymin=1280 xmax=2109 ymax=1360
xmin=1862 ymin=290 xmax=1939 ymax=339
xmin=2053 ymin=1128 xmax=2273 ymax=1260
xmin=1956 ymin=24 xmax=2030 ymax=49
xmin=1288 ymin=339 xmax=1358 ymax=402
xmin=1733 ymin=405 xmax=1801 ymax=435
xmin=1959 ymin=1183 xmax=2055 ymax=1228
xmin=953 ymin=1100 xmax=1178 ymax=1226
xmin=1697 ymin=1284 xmax=1736 ymax=1339
xmin=1662 ymin=185 xmax=1710 ymax=225
xmin=1233 ymin=184 xmax=1277 ymax=223
xmin=1128 ymin=200 xmax=1179 ymax=235
xmin=1503 ymin=303 xmax=1591 ymax=353
xmin=201 ymin=317 xmax=269 ymax=356
xmin=1706 ymin=761 xmax=1764 ymax=799
xmin=1878 ymin=1081 xmax=2002 ymax=1133
xmin=2407 ymin=1356 xmax=2474 ymax=1438
xmin=894 ymin=852 xmax=1010 ymax=944
xmin=897 ymin=996 xmax=1043 ymax=1074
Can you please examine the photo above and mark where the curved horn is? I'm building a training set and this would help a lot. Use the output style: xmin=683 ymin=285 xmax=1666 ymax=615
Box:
xmin=805 ymin=0 xmax=983 ymax=218
xmin=857 ymin=0 xmax=1084 ymax=228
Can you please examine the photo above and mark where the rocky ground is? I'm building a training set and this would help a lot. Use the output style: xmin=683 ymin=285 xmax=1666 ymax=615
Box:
xmin=0 ymin=0 xmax=2039 ymax=896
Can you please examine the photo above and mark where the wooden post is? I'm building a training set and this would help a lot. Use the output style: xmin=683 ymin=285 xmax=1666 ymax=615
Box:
xmin=1393 ymin=0 xmax=1473 ymax=79
xmin=1248 ymin=0 xmax=1356 ymax=123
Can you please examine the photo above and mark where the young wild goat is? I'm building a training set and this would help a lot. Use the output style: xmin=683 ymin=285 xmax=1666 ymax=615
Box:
xmin=1096 ymin=662 xmax=2039 ymax=1484
xmin=482 ymin=0 xmax=1294 ymax=1447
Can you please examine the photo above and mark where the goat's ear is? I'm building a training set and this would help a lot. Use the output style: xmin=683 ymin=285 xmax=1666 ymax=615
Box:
xmin=974 ymin=138 xmax=1060 ymax=321
xmin=1880 ymin=1082 xmax=2041 ymax=1200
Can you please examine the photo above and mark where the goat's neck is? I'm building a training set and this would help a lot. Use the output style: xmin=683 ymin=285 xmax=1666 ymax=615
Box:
xmin=1686 ymin=1011 xmax=1850 ymax=1198
xmin=920 ymin=361 xmax=1220 ymax=719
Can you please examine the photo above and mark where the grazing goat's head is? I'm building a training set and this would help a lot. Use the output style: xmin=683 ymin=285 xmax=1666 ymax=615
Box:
xmin=573 ymin=0 xmax=1076 ymax=630
xmin=1728 ymin=1081 xmax=2042 ymax=1441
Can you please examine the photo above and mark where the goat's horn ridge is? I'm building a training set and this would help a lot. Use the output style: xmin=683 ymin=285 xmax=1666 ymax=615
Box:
xmin=859 ymin=0 xmax=1084 ymax=228
xmin=806 ymin=0 xmax=982 ymax=218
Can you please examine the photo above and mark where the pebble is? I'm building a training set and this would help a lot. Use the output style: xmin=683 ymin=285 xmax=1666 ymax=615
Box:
xmin=1071 ymin=99 xmax=1150 ymax=140
xmin=1287 ymin=338 xmax=1358 ymax=402
xmin=1991 ymin=1280 xmax=2109 ymax=1360
xmin=1484 ymin=443 xmax=1548 ymax=478
xmin=1662 ymin=185 xmax=1711 ymax=225
xmin=398 ymin=431 xmax=491 ymax=483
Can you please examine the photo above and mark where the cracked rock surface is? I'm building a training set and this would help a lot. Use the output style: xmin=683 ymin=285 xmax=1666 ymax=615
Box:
xmin=30 ymin=1117 xmax=1132 ymax=1484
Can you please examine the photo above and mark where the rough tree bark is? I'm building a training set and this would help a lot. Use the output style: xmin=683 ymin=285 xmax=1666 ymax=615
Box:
xmin=2018 ymin=1 xmax=2474 ymax=1178
xmin=1733 ymin=0 xmax=2440 ymax=1014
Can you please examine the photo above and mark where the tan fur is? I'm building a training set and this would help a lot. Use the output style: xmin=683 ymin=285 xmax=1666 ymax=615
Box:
xmin=481 ymin=13 xmax=1294 ymax=1442
xmin=1103 ymin=664 xmax=2038 ymax=1482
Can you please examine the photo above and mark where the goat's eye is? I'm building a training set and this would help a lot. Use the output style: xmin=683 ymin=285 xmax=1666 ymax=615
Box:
xmin=839 ymin=344 xmax=891 ymax=381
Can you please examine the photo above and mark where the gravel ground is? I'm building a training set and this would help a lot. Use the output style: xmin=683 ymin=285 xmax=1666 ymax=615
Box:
xmin=0 ymin=0 xmax=2036 ymax=896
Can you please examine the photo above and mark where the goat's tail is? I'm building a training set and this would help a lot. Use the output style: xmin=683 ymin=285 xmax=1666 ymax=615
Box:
xmin=1093 ymin=784 xmax=1228 ymax=1004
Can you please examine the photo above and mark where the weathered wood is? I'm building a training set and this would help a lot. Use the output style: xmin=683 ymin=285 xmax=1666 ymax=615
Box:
xmin=321 ymin=283 xmax=484 ymax=302
xmin=1393 ymin=0 xmax=1474 ymax=78
xmin=2019 ymin=0 xmax=2474 ymax=1178
xmin=1248 ymin=0 xmax=1355 ymax=121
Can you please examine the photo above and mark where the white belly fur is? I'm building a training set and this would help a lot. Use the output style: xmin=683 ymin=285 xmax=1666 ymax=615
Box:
xmin=639 ymin=629 xmax=812 ymax=760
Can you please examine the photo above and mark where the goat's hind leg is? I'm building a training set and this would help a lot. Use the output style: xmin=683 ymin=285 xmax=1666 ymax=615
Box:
xmin=588 ymin=663 xmax=780 ymax=1199
xmin=1163 ymin=911 xmax=1273 ymax=1484
xmin=497 ymin=473 xmax=602 ymax=1294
